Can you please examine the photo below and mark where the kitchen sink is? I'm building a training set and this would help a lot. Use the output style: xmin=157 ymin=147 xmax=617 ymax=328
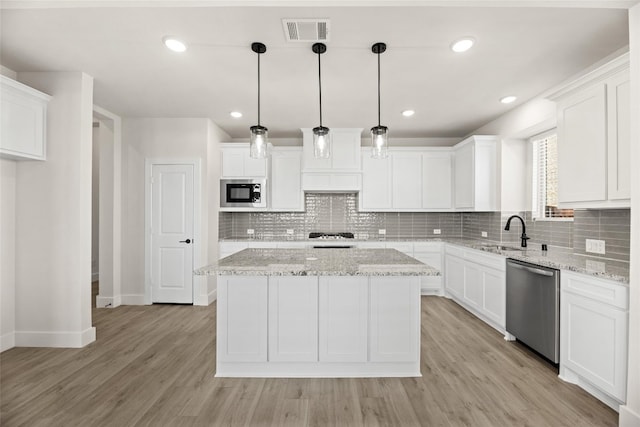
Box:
xmin=481 ymin=244 xmax=524 ymax=252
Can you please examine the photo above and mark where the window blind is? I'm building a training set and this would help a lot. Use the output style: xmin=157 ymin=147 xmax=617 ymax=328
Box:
xmin=531 ymin=132 xmax=573 ymax=220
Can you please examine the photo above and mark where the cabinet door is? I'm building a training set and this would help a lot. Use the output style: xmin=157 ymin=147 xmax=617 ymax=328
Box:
xmin=270 ymin=150 xmax=303 ymax=211
xmin=217 ymin=276 xmax=268 ymax=362
xmin=454 ymin=143 xmax=474 ymax=209
xmin=561 ymin=292 xmax=628 ymax=401
xmin=606 ymin=71 xmax=630 ymax=201
xmin=445 ymin=255 xmax=464 ymax=299
xmin=463 ymin=262 xmax=483 ymax=310
xmin=361 ymin=154 xmax=391 ymax=210
xmin=0 ymin=78 xmax=49 ymax=161
xmin=244 ymin=155 xmax=267 ymax=177
xmin=392 ymin=154 xmax=422 ymax=209
xmin=482 ymin=267 xmax=506 ymax=327
xmin=557 ymin=84 xmax=607 ymax=203
xmin=369 ymin=276 xmax=420 ymax=362
xmin=268 ymin=276 xmax=318 ymax=362
xmin=221 ymin=149 xmax=245 ymax=177
xmin=319 ymin=277 xmax=368 ymax=362
xmin=423 ymin=152 xmax=452 ymax=209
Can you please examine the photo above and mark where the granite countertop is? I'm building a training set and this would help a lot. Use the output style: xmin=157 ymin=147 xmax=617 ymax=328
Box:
xmin=218 ymin=237 xmax=630 ymax=284
xmin=195 ymin=248 xmax=440 ymax=277
xmin=446 ymin=239 xmax=630 ymax=285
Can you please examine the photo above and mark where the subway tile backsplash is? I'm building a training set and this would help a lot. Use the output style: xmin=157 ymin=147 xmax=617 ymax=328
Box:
xmin=219 ymin=193 xmax=630 ymax=262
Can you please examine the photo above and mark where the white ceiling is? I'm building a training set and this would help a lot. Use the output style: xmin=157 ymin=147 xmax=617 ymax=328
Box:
xmin=0 ymin=2 xmax=631 ymax=139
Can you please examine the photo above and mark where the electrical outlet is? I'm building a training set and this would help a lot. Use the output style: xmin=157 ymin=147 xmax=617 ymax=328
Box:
xmin=286 ymin=229 xmax=294 ymax=235
xmin=247 ymin=229 xmax=255 ymax=235
xmin=433 ymin=229 xmax=441 ymax=235
xmin=378 ymin=229 xmax=386 ymax=235
xmin=586 ymin=239 xmax=605 ymax=254
xmin=481 ymin=231 xmax=488 ymax=238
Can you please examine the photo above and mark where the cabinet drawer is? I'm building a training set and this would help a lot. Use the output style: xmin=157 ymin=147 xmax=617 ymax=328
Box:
xmin=562 ymin=271 xmax=628 ymax=310
xmin=465 ymin=250 xmax=505 ymax=272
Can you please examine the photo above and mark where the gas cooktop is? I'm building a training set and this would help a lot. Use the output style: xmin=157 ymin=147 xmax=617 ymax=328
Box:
xmin=308 ymin=232 xmax=355 ymax=240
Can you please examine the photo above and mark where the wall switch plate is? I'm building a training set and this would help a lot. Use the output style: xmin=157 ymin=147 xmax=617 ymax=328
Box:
xmin=286 ymin=229 xmax=294 ymax=235
xmin=247 ymin=229 xmax=255 ymax=235
xmin=378 ymin=229 xmax=386 ymax=235
xmin=586 ymin=239 xmax=605 ymax=254
xmin=481 ymin=231 xmax=488 ymax=238
xmin=433 ymin=229 xmax=441 ymax=235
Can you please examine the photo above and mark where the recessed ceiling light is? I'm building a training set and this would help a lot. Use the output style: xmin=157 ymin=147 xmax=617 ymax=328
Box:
xmin=230 ymin=111 xmax=243 ymax=118
xmin=402 ymin=110 xmax=415 ymax=117
xmin=450 ymin=37 xmax=475 ymax=53
xmin=163 ymin=36 xmax=187 ymax=53
xmin=500 ymin=95 xmax=517 ymax=104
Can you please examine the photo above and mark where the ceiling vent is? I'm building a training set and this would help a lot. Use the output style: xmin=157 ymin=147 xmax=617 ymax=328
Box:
xmin=282 ymin=19 xmax=330 ymax=42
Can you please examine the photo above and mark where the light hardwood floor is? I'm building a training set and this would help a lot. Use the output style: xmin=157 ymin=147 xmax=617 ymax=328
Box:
xmin=1 ymin=291 xmax=617 ymax=426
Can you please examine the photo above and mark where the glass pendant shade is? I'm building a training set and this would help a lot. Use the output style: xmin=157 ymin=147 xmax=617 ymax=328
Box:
xmin=250 ymin=125 xmax=268 ymax=159
xmin=371 ymin=125 xmax=388 ymax=159
xmin=313 ymin=126 xmax=331 ymax=159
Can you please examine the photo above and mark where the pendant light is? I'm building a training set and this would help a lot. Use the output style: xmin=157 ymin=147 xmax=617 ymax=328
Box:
xmin=312 ymin=43 xmax=330 ymax=159
xmin=250 ymin=42 xmax=268 ymax=159
xmin=371 ymin=42 xmax=389 ymax=159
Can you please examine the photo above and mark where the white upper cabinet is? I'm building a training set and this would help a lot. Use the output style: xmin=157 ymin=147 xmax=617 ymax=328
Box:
xmin=360 ymin=148 xmax=454 ymax=212
xmin=220 ymin=143 xmax=267 ymax=178
xmin=301 ymin=128 xmax=362 ymax=192
xmin=551 ymin=54 xmax=630 ymax=208
xmin=0 ymin=75 xmax=51 ymax=161
xmin=453 ymin=135 xmax=498 ymax=211
xmin=270 ymin=148 xmax=304 ymax=211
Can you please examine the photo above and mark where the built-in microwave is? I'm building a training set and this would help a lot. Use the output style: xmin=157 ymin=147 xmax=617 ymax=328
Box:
xmin=220 ymin=179 xmax=266 ymax=208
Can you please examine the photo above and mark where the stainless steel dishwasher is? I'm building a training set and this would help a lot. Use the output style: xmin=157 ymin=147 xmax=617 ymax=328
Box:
xmin=506 ymin=259 xmax=560 ymax=364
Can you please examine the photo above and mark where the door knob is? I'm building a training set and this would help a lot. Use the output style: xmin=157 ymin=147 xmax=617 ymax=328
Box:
xmin=179 ymin=239 xmax=191 ymax=244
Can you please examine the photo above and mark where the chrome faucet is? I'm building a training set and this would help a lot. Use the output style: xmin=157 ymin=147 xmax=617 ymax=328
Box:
xmin=504 ymin=215 xmax=530 ymax=248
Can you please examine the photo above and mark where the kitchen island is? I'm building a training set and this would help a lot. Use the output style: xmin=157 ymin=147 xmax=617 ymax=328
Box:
xmin=195 ymin=248 xmax=439 ymax=378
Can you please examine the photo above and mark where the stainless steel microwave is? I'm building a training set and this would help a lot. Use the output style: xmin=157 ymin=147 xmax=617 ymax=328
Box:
xmin=220 ymin=179 xmax=266 ymax=208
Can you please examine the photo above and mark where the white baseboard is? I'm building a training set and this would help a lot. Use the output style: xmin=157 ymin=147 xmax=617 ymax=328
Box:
xmin=96 ymin=294 xmax=122 ymax=308
xmin=421 ymin=288 xmax=444 ymax=296
xmin=120 ymin=294 xmax=146 ymax=305
xmin=619 ymin=405 xmax=640 ymax=427
xmin=15 ymin=326 xmax=96 ymax=348
xmin=194 ymin=289 xmax=217 ymax=306
xmin=91 ymin=272 xmax=99 ymax=282
xmin=0 ymin=332 xmax=16 ymax=352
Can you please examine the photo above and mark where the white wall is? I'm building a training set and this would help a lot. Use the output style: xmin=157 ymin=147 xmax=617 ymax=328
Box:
xmin=620 ymin=4 xmax=640 ymax=427
xmin=91 ymin=123 xmax=101 ymax=282
xmin=120 ymin=118 xmax=228 ymax=305
xmin=13 ymin=71 xmax=95 ymax=348
xmin=0 ymin=159 xmax=17 ymax=351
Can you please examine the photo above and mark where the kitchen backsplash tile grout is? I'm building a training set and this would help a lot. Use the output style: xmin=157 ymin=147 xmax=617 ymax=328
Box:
xmin=219 ymin=193 xmax=629 ymax=262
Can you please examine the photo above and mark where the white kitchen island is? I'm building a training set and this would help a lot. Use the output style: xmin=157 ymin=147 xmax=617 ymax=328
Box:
xmin=195 ymin=248 xmax=439 ymax=378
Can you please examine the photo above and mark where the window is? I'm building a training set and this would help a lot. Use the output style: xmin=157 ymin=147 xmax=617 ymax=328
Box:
xmin=531 ymin=131 xmax=573 ymax=220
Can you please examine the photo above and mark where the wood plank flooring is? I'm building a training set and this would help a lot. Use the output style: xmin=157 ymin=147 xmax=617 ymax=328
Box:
xmin=1 ymin=293 xmax=617 ymax=426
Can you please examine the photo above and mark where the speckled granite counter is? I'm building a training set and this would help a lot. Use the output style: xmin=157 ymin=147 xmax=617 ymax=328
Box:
xmin=218 ymin=238 xmax=630 ymax=284
xmin=196 ymin=248 xmax=439 ymax=277
xmin=443 ymin=239 xmax=630 ymax=285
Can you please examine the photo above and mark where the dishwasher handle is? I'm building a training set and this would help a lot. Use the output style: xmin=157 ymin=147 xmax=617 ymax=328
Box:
xmin=509 ymin=262 xmax=555 ymax=277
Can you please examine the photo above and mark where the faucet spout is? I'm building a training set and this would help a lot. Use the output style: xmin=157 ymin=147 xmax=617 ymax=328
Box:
xmin=504 ymin=214 xmax=530 ymax=248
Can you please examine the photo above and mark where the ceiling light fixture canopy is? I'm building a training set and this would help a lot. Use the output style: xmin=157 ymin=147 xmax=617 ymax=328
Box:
xmin=312 ymin=42 xmax=330 ymax=159
xmin=250 ymin=42 xmax=268 ymax=159
xmin=371 ymin=42 xmax=388 ymax=159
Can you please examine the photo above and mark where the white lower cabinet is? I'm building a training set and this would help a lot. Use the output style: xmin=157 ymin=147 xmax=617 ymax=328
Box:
xmin=268 ymin=276 xmax=318 ymax=362
xmin=217 ymin=276 xmax=268 ymax=362
xmin=560 ymin=271 xmax=629 ymax=408
xmin=413 ymin=242 xmax=443 ymax=295
xmin=444 ymin=244 xmax=506 ymax=332
xmin=319 ymin=276 xmax=368 ymax=362
xmin=369 ymin=276 xmax=420 ymax=363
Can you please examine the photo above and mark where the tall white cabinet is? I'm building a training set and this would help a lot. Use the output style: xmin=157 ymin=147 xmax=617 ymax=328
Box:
xmin=453 ymin=135 xmax=498 ymax=211
xmin=550 ymin=53 xmax=630 ymax=208
xmin=270 ymin=148 xmax=303 ymax=211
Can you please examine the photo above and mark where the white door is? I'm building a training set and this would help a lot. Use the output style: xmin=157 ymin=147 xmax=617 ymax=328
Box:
xmin=150 ymin=164 xmax=194 ymax=303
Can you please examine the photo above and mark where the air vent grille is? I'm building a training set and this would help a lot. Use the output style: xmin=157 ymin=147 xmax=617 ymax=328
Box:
xmin=282 ymin=19 xmax=330 ymax=42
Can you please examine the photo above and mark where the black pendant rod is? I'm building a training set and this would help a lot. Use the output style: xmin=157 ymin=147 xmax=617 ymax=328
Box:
xmin=377 ymin=48 xmax=381 ymax=127
xmin=372 ymin=42 xmax=387 ymax=128
xmin=251 ymin=42 xmax=267 ymax=128
xmin=318 ymin=47 xmax=323 ymax=128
